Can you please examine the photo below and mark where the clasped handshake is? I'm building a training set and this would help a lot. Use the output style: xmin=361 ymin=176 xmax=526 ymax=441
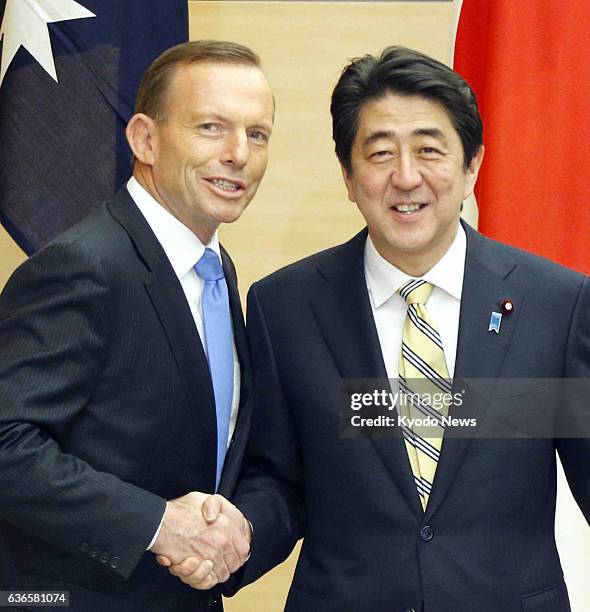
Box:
xmin=150 ymin=492 xmax=251 ymax=590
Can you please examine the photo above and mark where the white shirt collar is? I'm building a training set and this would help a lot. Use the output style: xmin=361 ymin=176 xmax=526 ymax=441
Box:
xmin=364 ymin=223 xmax=466 ymax=308
xmin=127 ymin=177 xmax=220 ymax=279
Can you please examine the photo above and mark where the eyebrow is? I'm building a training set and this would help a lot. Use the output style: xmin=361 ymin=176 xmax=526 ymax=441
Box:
xmin=363 ymin=130 xmax=396 ymax=146
xmin=363 ymin=127 xmax=448 ymax=147
xmin=414 ymin=127 xmax=447 ymax=143
xmin=191 ymin=111 xmax=228 ymax=123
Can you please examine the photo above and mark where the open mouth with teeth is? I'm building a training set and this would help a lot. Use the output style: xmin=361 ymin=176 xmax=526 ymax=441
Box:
xmin=392 ymin=202 xmax=427 ymax=214
xmin=204 ymin=177 xmax=245 ymax=193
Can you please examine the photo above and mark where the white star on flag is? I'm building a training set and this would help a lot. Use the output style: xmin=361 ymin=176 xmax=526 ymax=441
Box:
xmin=0 ymin=0 xmax=95 ymax=87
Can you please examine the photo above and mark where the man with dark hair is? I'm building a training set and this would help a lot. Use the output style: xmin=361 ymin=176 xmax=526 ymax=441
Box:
xmin=171 ymin=46 xmax=590 ymax=610
xmin=0 ymin=40 xmax=273 ymax=611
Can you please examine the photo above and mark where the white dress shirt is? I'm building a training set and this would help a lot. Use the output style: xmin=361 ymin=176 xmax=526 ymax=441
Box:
xmin=364 ymin=224 xmax=466 ymax=380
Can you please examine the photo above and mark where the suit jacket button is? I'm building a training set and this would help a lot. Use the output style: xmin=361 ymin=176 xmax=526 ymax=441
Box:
xmin=99 ymin=552 xmax=110 ymax=564
xmin=110 ymin=557 xmax=120 ymax=569
xmin=79 ymin=542 xmax=89 ymax=553
xmin=208 ymin=596 xmax=220 ymax=609
xmin=403 ymin=609 xmax=416 ymax=612
xmin=420 ymin=525 xmax=434 ymax=542
xmin=89 ymin=547 xmax=100 ymax=558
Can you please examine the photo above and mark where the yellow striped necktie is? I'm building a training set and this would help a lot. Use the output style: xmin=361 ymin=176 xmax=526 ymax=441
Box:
xmin=398 ymin=279 xmax=451 ymax=510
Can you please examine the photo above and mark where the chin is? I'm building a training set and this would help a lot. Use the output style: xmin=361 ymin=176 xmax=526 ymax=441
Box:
xmin=217 ymin=209 xmax=247 ymax=225
xmin=387 ymin=228 xmax=432 ymax=249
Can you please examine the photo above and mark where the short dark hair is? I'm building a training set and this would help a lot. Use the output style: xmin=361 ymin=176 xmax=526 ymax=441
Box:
xmin=330 ymin=46 xmax=483 ymax=173
xmin=135 ymin=40 xmax=261 ymax=120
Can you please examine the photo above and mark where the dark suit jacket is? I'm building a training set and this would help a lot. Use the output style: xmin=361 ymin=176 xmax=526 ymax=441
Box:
xmin=230 ymin=224 xmax=590 ymax=612
xmin=0 ymin=187 xmax=253 ymax=611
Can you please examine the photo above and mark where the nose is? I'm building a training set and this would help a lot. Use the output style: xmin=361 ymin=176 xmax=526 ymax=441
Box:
xmin=222 ymin=131 xmax=249 ymax=169
xmin=392 ymin=153 xmax=423 ymax=191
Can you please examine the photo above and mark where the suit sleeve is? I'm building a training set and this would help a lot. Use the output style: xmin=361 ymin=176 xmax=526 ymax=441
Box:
xmin=0 ymin=242 xmax=166 ymax=580
xmin=556 ymin=274 xmax=590 ymax=525
xmin=225 ymin=283 xmax=305 ymax=593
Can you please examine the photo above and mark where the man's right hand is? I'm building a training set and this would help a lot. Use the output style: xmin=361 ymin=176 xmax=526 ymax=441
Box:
xmin=150 ymin=492 xmax=250 ymax=585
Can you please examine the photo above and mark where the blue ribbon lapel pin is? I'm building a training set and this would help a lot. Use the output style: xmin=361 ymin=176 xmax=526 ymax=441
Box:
xmin=488 ymin=311 xmax=502 ymax=333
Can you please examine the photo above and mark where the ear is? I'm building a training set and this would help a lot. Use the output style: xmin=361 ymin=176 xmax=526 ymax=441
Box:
xmin=462 ymin=145 xmax=485 ymax=200
xmin=340 ymin=162 xmax=356 ymax=203
xmin=126 ymin=113 xmax=158 ymax=166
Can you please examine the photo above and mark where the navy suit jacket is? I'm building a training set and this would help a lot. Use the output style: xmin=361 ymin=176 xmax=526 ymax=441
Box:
xmin=0 ymin=187 xmax=253 ymax=611
xmin=230 ymin=223 xmax=590 ymax=612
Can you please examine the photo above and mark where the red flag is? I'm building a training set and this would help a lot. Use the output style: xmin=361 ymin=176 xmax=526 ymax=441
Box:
xmin=454 ymin=0 xmax=590 ymax=274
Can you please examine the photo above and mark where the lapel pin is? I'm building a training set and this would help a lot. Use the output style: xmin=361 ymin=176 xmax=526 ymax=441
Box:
xmin=488 ymin=311 xmax=502 ymax=334
xmin=500 ymin=298 xmax=514 ymax=314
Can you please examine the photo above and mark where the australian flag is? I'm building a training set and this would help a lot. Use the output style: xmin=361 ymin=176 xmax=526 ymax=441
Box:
xmin=0 ymin=0 xmax=188 ymax=254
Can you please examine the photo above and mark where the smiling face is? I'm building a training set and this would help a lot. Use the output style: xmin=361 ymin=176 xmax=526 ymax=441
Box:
xmin=342 ymin=92 xmax=483 ymax=276
xmin=130 ymin=61 xmax=274 ymax=244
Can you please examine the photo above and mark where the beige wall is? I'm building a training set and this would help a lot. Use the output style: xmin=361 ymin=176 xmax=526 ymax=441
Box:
xmin=0 ymin=223 xmax=26 ymax=287
xmin=0 ymin=2 xmax=588 ymax=610
xmin=194 ymin=1 xmax=455 ymax=294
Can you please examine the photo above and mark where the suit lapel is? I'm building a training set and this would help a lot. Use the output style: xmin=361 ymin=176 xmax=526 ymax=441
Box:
xmin=311 ymin=230 xmax=386 ymax=380
xmin=425 ymin=223 xmax=524 ymax=520
xmin=218 ymin=248 xmax=253 ymax=492
xmin=107 ymin=188 xmax=218 ymax=489
xmin=311 ymin=229 xmax=424 ymax=520
xmin=221 ymin=246 xmax=250 ymax=396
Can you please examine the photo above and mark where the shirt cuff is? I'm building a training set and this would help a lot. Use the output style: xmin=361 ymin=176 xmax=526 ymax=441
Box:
xmin=147 ymin=512 xmax=165 ymax=551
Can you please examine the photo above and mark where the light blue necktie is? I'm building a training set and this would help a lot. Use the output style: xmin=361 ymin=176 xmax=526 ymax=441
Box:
xmin=194 ymin=248 xmax=234 ymax=491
